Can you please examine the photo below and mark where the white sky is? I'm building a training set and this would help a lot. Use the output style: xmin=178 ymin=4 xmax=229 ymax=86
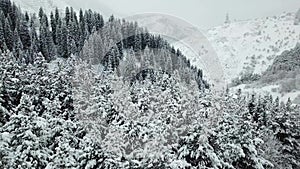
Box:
xmin=90 ymin=0 xmax=300 ymax=29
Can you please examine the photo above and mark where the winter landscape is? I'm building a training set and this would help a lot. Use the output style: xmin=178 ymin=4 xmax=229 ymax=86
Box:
xmin=0 ymin=0 xmax=299 ymax=168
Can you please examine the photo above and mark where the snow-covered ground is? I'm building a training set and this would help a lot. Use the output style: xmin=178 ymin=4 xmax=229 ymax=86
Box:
xmin=206 ymin=12 xmax=300 ymax=103
xmin=206 ymin=12 xmax=300 ymax=83
xmin=232 ymin=84 xmax=300 ymax=103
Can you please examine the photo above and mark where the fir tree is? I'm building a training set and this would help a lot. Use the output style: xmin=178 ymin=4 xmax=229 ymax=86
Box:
xmin=3 ymin=18 xmax=13 ymax=51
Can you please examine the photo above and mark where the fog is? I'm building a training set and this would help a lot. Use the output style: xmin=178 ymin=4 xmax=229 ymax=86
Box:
xmin=82 ymin=0 xmax=300 ymax=29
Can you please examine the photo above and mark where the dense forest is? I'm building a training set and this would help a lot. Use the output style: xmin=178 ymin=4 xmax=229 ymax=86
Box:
xmin=0 ymin=0 xmax=299 ymax=168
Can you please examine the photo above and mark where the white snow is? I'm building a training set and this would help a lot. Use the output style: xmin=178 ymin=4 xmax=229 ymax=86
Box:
xmin=206 ymin=12 xmax=300 ymax=83
xmin=12 ymin=0 xmax=115 ymax=17
xmin=232 ymin=84 xmax=300 ymax=103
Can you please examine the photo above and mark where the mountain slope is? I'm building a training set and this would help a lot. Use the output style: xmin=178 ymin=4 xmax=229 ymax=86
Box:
xmin=127 ymin=12 xmax=300 ymax=89
xmin=12 ymin=0 xmax=69 ymax=14
xmin=206 ymin=12 xmax=300 ymax=83
xmin=231 ymin=44 xmax=300 ymax=103
xmin=12 ymin=0 xmax=115 ymax=17
xmin=265 ymin=43 xmax=300 ymax=74
xmin=126 ymin=13 xmax=225 ymax=90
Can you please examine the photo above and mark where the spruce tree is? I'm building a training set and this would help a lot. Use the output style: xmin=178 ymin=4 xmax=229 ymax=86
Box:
xmin=4 ymin=18 xmax=13 ymax=51
xmin=65 ymin=7 xmax=70 ymax=26
xmin=18 ymin=15 xmax=31 ymax=50
xmin=0 ymin=15 xmax=6 ymax=50
xmin=50 ymin=11 xmax=57 ymax=44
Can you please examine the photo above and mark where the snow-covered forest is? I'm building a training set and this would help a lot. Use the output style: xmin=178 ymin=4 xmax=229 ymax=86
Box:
xmin=0 ymin=0 xmax=299 ymax=168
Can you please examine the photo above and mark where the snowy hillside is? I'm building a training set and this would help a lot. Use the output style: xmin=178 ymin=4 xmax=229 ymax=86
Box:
xmin=12 ymin=0 xmax=115 ymax=17
xmin=127 ymin=12 xmax=300 ymax=90
xmin=126 ymin=14 xmax=226 ymax=90
xmin=232 ymin=44 xmax=300 ymax=103
xmin=12 ymin=0 xmax=69 ymax=14
xmin=206 ymin=12 xmax=300 ymax=83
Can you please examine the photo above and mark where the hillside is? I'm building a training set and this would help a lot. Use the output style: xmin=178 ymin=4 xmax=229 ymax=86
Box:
xmin=231 ymin=44 xmax=300 ymax=104
xmin=264 ymin=43 xmax=300 ymax=74
xmin=206 ymin=12 xmax=300 ymax=83
xmin=126 ymin=13 xmax=225 ymax=90
xmin=12 ymin=0 xmax=115 ymax=17
xmin=126 ymin=12 xmax=300 ymax=90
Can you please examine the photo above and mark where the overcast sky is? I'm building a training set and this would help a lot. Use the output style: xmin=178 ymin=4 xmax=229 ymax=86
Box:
xmin=91 ymin=0 xmax=300 ymax=29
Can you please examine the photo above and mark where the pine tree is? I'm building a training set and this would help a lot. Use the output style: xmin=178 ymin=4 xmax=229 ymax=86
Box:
xmin=29 ymin=17 xmax=38 ymax=57
xmin=60 ymin=21 xmax=69 ymax=58
xmin=18 ymin=15 xmax=31 ymax=50
xmin=65 ymin=7 xmax=70 ymax=26
xmin=38 ymin=7 xmax=44 ymax=23
xmin=294 ymin=9 xmax=300 ymax=25
xmin=50 ymin=11 xmax=57 ymax=44
xmin=4 ymin=18 xmax=13 ymax=51
xmin=25 ymin=12 xmax=29 ymax=22
xmin=225 ymin=13 xmax=231 ymax=24
xmin=0 ymin=14 xmax=6 ymax=50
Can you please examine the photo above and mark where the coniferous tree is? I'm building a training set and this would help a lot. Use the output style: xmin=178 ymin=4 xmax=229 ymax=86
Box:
xmin=65 ymin=6 xmax=70 ymax=26
xmin=24 ymin=12 xmax=29 ymax=22
xmin=4 ymin=18 xmax=13 ymax=51
xmin=50 ymin=11 xmax=57 ymax=45
xmin=18 ymin=15 xmax=31 ymax=50
xmin=38 ymin=7 xmax=44 ymax=23
xmin=294 ymin=9 xmax=300 ymax=25
xmin=0 ymin=14 xmax=6 ymax=50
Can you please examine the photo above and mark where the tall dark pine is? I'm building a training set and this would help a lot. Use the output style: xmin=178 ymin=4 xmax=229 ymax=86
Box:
xmin=4 ymin=18 xmax=13 ymax=51
xmin=39 ymin=14 xmax=54 ymax=60
xmin=0 ymin=14 xmax=6 ymax=50
xmin=25 ymin=12 xmax=29 ymax=22
xmin=10 ymin=2 xmax=18 ymax=31
xmin=57 ymin=21 xmax=69 ymax=58
xmin=29 ymin=18 xmax=38 ymax=55
xmin=38 ymin=7 xmax=44 ymax=23
xmin=95 ymin=13 xmax=104 ymax=31
xmin=18 ymin=15 xmax=31 ymax=50
xmin=50 ymin=11 xmax=57 ymax=45
xmin=65 ymin=7 xmax=70 ymax=26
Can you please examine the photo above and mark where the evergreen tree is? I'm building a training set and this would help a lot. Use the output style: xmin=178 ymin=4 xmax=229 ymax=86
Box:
xmin=38 ymin=7 xmax=44 ymax=23
xmin=294 ymin=9 xmax=300 ymax=25
xmin=225 ymin=13 xmax=231 ymax=24
xmin=18 ymin=15 xmax=31 ymax=50
xmin=65 ymin=6 xmax=70 ymax=26
xmin=50 ymin=11 xmax=57 ymax=44
xmin=3 ymin=18 xmax=13 ymax=51
xmin=0 ymin=14 xmax=6 ymax=50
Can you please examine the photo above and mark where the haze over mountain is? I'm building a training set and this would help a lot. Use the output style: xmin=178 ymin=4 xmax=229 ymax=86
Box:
xmin=12 ymin=0 xmax=300 ymax=29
